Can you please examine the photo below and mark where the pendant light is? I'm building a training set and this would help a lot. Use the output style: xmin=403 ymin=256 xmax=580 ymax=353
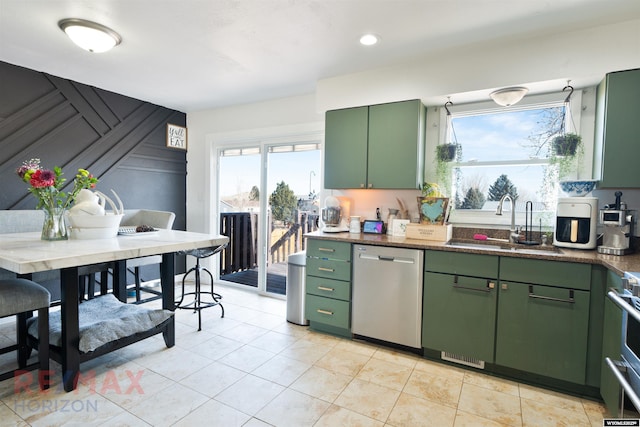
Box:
xmin=489 ymin=86 xmax=529 ymax=107
xmin=58 ymin=18 xmax=122 ymax=53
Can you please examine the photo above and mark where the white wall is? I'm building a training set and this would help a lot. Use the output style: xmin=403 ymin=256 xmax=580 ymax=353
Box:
xmin=186 ymin=17 xmax=640 ymax=235
xmin=316 ymin=18 xmax=640 ymax=111
xmin=186 ymin=94 xmax=323 ymax=233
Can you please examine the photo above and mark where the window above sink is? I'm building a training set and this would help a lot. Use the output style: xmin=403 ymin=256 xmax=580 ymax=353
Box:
xmin=426 ymin=90 xmax=595 ymax=231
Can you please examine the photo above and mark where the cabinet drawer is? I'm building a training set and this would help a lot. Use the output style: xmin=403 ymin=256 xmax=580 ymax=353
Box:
xmin=305 ymin=294 xmax=350 ymax=329
xmin=425 ymin=250 xmax=498 ymax=278
xmin=307 ymin=257 xmax=351 ymax=281
xmin=306 ymin=276 xmax=351 ymax=301
xmin=306 ymin=239 xmax=351 ymax=261
xmin=500 ymin=258 xmax=591 ymax=290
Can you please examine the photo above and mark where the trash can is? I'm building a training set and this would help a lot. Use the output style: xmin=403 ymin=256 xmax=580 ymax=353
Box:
xmin=286 ymin=251 xmax=308 ymax=325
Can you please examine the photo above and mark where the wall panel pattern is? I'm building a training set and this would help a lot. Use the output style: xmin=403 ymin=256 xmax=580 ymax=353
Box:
xmin=0 ymin=61 xmax=187 ymax=231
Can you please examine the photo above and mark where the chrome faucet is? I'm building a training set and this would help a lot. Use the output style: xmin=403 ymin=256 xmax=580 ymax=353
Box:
xmin=496 ymin=194 xmax=520 ymax=243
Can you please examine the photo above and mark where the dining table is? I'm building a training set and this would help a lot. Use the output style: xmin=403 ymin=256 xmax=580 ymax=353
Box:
xmin=0 ymin=229 xmax=229 ymax=391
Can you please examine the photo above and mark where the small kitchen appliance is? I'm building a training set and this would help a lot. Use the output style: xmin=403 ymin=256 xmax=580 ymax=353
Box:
xmin=553 ymin=197 xmax=598 ymax=249
xmin=320 ymin=196 xmax=349 ymax=232
xmin=598 ymin=191 xmax=635 ymax=255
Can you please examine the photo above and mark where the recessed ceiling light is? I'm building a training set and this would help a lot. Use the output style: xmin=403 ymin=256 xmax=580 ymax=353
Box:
xmin=359 ymin=34 xmax=379 ymax=46
xmin=58 ymin=18 xmax=122 ymax=53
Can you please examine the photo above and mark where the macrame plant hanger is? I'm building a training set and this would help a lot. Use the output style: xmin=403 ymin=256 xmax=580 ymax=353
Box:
xmin=444 ymin=98 xmax=459 ymax=149
xmin=562 ymin=80 xmax=575 ymax=135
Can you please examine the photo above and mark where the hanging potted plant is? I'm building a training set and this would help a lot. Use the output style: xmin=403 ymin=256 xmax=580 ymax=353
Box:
xmin=552 ymin=132 xmax=581 ymax=157
xmin=436 ymin=143 xmax=459 ymax=162
xmin=549 ymin=132 xmax=583 ymax=180
xmin=434 ymin=143 xmax=461 ymax=192
xmin=434 ymin=100 xmax=462 ymax=192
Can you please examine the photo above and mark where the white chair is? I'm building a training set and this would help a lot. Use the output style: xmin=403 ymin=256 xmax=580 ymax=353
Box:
xmin=120 ymin=210 xmax=176 ymax=302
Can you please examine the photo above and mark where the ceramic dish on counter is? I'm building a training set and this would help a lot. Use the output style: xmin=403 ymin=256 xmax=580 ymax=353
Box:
xmin=559 ymin=180 xmax=597 ymax=197
xmin=117 ymin=226 xmax=157 ymax=236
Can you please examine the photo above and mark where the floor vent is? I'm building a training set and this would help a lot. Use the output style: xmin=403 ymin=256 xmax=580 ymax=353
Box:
xmin=441 ymin=351 xmax=485 ymax=369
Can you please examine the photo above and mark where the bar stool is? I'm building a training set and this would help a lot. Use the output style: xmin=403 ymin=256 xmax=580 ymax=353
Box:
xmin=175 ymin=244 xmax=227 ymax=331
xmin=0 ymin=278 xmax=50 ymax=390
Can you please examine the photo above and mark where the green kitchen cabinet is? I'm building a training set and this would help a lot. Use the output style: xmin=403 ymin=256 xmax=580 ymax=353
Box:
xmin=496 ymin=258 xmax=591 ymax=384
xmin=324 ymin=99 xmax=425 ymax=189
xmin=600 ymin=270 xmax=624 ymax=417
xmin=305 ymin=238 xmax=352 ymax=337
xmin=324 ymin=106 xmax=369 ymax=189
xmin=422 ymin=251 xmax=499 ymax=362
xmin=595 ymin=68 xmax=640 ymax=188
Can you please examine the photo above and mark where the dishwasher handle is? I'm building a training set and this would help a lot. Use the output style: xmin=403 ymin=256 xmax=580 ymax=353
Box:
xmin=358 ymin=253 xmax=415 ymax=264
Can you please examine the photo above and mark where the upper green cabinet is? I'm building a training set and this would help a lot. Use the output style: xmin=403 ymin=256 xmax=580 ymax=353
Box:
xmin=324 ymin=99 xmax=425 ymax=189
xmin=595 ymin=68 xmax=640 ymax=188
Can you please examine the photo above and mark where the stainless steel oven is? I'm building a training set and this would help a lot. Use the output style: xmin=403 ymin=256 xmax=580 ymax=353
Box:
xmin=606 ymin=271 xmax=640 ymax=414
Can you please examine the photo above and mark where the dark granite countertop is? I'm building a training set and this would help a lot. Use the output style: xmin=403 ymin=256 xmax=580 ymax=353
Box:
xmin=304 ymin=230 xmax=640 ymax=276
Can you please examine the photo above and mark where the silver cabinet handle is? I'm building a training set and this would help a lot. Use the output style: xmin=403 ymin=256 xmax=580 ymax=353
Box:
xmin=317 ymin=286 xmax=335 ymax=292
xmin=451 ymin=276 xmax=493 ymax=293
xmin=316 ymin=309 xmax=333 ymax=316
xmin=318 ymin=247 xmax=335 ymax=252
xmin=528 ymin=285 xmax=575 ymax=304
xmin=318 ymin=267 xmax=334 ymax=272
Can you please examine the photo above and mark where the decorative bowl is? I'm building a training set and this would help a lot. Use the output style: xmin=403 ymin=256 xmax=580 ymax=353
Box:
xmin=67 ymin=213 xmax=123 ymax=239
xmin=559 ymin=180 xmax=598 ymax=197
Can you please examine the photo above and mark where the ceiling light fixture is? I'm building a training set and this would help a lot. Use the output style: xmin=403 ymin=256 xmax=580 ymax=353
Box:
xmin=489 ymin=86 xmax=529 ymax=107
xmin=58 ymin=18 xmax=121 ymax=53
xmin=359 ymin=34 xmax=379 ymax=46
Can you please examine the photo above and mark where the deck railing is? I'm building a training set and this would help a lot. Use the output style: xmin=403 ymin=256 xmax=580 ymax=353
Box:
xmin=219 ymin=211 xmax=318 ymax=275
xmin=219 ymin=212 xmax=257 ymax=275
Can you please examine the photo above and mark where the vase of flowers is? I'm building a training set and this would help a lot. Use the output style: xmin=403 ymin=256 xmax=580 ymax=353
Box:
xmin=41 ymin=206 xmax=68 ymax=240
xmin=16 ymin=159 xmax=98 ymax=240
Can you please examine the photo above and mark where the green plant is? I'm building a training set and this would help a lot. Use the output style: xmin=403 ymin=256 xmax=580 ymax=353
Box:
xmin=436 ymin=143 xmax=459 ymax=162
xmin=434 ymin=143 xmax=461 ymax=194
xmin=549 ymin=133 xmax=583 ymax=180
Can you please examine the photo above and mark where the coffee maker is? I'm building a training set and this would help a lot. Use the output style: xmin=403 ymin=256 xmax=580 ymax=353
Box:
xmin=554 ymin=197 xmax=598 ymax=249
xmin=598 ymin=191 xmax=635 ymax=255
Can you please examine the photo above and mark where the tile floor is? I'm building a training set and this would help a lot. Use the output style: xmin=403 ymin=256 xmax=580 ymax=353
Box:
xmin=0 ymin=282 xmax=614 ymax=426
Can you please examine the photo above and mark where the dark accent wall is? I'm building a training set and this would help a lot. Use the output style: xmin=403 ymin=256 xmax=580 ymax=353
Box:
xmin=0 ymin=60 xmax=188 ymax=277
xmin=0 ymin=60 xmax=187 ymax=230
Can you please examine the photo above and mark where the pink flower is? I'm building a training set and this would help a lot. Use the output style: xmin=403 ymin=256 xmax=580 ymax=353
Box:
xmin=29 ymin=169 xmax=55 ymax=188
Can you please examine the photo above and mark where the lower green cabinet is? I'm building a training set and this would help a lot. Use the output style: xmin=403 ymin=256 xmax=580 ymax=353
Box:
xmin=306 ymin=294 xmax=350 ymax=329
xmin=495 ymin=281 xmax=590 ymax=384
xmin=423 ymin=272 xmax=497 ymax=362
xmin=305 ymin=238 xmax=352 ymax=337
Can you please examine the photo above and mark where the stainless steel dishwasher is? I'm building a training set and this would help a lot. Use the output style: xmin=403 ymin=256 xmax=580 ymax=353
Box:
xmin=352 ymin=244 xmax=424 ymax=349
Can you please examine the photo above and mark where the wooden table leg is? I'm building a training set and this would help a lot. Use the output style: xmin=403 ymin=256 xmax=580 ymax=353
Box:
xmin=60 ymin=267 xmax=80 ymax=392
xmin=160 ymin=253 xmax=175 ymax=348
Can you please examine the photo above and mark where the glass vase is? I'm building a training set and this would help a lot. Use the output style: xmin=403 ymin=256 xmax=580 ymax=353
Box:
xmin=41 ymin=207 xmax=68 ymax=241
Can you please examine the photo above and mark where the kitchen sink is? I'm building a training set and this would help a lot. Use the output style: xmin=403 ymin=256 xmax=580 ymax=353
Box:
xmin=445 ymin=241 xmax=505 ymax=251
xmin=446 ymin=240 xmax=562 ymax=256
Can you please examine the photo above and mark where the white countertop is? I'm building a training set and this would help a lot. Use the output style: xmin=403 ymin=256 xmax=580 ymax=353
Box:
xmin=0 ymin=229 xmax=229 ymax=274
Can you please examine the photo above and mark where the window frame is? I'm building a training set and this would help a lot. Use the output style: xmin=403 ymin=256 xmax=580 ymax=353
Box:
xmin=429 ymin=90 xmax=587 ymax=228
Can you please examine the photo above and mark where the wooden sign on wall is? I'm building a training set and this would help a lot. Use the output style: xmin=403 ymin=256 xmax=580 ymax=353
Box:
xmin=166 ymin=123 xmax=187 ymax=150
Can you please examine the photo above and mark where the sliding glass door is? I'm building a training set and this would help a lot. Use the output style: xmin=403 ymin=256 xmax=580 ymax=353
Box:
xmin=217 ymin=139 xmax=321 ymax=296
